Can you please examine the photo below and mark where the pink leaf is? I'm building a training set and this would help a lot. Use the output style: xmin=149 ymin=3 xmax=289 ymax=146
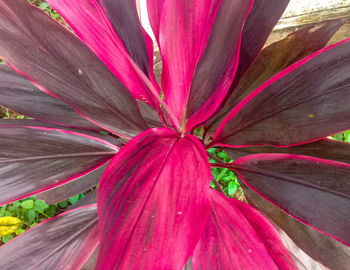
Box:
xmin=192 ymin=190 xmax=297 ymax=270
xmin=47 ymin=0 xmax=160 ymax=103
xmin=154 ymin=0 xmax=252 ymax=131
xmin=97 ymin=128 xmax=211 ymax=269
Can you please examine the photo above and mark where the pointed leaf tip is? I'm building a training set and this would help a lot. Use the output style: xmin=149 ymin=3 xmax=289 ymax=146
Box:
xmin=192 ymin=190 xmax=297 ymax=270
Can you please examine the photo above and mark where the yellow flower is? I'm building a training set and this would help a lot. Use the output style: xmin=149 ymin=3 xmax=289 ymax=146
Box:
xmin=0 ymin=217 xmax=22 ymax=237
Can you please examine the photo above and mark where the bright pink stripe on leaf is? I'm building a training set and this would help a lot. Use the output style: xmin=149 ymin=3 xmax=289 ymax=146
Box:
xmin=97 ymin=127 xmax=211 ymax=269
xmin=213 ymin=37 xmax=350 ymax=146
xmin=47 ymin=0 xmax=160 ymax=103
xmin=192 ymin=190 xmax=297 ymax=270
xmin=157 ymin=0 xmax=253 ymax=131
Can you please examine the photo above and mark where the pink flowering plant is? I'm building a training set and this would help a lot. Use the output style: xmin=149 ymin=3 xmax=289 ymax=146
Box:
xmin=0 ymin=0 xmax=349 ymax=269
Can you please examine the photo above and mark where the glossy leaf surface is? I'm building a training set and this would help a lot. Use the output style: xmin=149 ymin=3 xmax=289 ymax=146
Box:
xmin=278 ymin=227 xmax=330 ymax=270
xmin=228 ymin=154 xmax=350 ymax=246
xmin=97 ymin=128 xmax=211 ymax=269
xmin=0 ymin=119 xmax=124 ymax=147
xmin=0 ymin=204 xmax=98 ymax=270
xmin=0 ymin=125 xmax=117 ymax=205
xmin=231 ymin=0 xmax=290 ymax=89
xmin=192 ymin=190 xmax=296 ymax=270
xmin=241 ymin=181 xmax=350 ymax=270
xmin=223 ymin=139 xmax=350 ymax=164
xmin=101 ymin=0 xmax=154 ymax=78
xmin=156 ymin=0 xmax=252 ymax=131
xmin=37 ymin=164 xmax=106 ymax=204
xmin=0 ymin=64 xmax=99 ymax=130
xmin=0 ymin=0 xmax=148 ymax=137
xmin=208 ymin=19 xmax=345 ymax=133
xmin=214 ymin=38 xmax=350 ymax=147
xmin=47 ymin=0 xmax=159 ymax=103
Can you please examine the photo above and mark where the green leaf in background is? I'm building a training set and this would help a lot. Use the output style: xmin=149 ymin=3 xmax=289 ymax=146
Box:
xmin=332 ymin=133 xmax=344 ymax=141
xmin=26 ymin=209 xmax=37 ymax=224
xmin=228 ymin=181 xmax=239 ymax=196
xmin=16 ymin=228 xmax=25 ymax=235
xmin=216 ymin=168 xmax=227 ymax=181
xmin=38 ymin=2 xmax=50 ymax=9
xmin=0 ymin=207 xmax=6 ymax=217
xmin=210 ymin=182 xmax=216 ymax=189
xmin=21 ymin=200 xmax=34 ymax=210
xmin=12 ymin=202 xmax=20 ymax=207
xmin=59 ymin=201 xmax=68 ymax=208
xmin=45 ymin=205 xmax=56 ymax=218
xmin=7 ymin=206 xmax=19 ymax=216
xmin=69 ymin=194 xmax=85 ymax=205
xmin=344 ymin=131 xmax=350 ymax=142
xmin=2 ymin=235 xmax=14 ymax=243
xmin=34 ymin=200 xmax=49 ymax=212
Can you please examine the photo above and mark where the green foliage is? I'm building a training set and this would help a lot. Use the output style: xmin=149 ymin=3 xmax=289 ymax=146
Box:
xmin=332 ymin=131 xmax=350 ymax=142
xmin=1 ymin=109 xmax=30 ymax=120
xmin=0 ymin=196 xmax=56 ymax=244
xmin=0 ymin=191 xmax=88 ymax=245
xmin=69 ymin=193 xmax=85 ymax=205
xmin=208 ymin=148 xmax=244 ymax=199
xmin=38 ymin=2 xmax=61 ymax=20
xmin=207 ymin=130 xmax=350 ymax=199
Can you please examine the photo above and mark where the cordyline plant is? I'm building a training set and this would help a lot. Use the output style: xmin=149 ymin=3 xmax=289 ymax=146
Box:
xmin=0 ymin=0 xmax=350 ymax=269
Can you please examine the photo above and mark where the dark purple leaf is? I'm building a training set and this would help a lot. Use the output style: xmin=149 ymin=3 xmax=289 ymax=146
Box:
xmin=222 ymin=154 xmax=350 ymax=246
xmin=138 ymin=101 xmax=163 ymax=128
xmin=277 ymin=227 xmax=330 ymax=270
xmin=206 ymin=0 xmax=289 ymax=129
xmin=100 ymin=0 xmax=153 ymax=77
xmin=192 ymin=189 xmax=297 ymax=270
xmin=37 ymin=165 xmax=105 ymax=204
xmin=232 ymin=0 xmax=290 ymax=88
xmin=240 ymin=181 xmax=350 ymax=270
xmin=82 ymin=246 xmax=99 ymax=270
xmin=223 ymin=138 xmax=350 ymax=164
xmin=0 ymin=119 xmax=124 ymax=147
xmin=0 ymin=0 xmax=148 ymax=137
xmin=0 ymin=125 xmax=117 ymax=205
xmin=0 ymin=64 xmax=99 ymax=130
xmin=97 ymin=128 xmax=211 ymax=269
xmin=0 ymin=204 xmax=98 ymax=270
xmin=213 ymin=38 xmax=350 ymax=147
xmin=207 ymin=19 xmax=345 ymax=134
